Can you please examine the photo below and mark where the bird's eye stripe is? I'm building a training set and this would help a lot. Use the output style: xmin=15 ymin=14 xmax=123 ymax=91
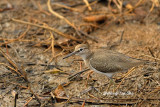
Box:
xmin=79 ymin=48 xmax=87 ymax=51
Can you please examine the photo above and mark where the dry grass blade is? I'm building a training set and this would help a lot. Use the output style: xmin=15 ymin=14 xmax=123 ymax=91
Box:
xmin=141 ymin=53 xmax=160 ymax=61
xmin=135 ymin=0 xmax=145 ymax=8
xmin=81 ymin=100 xmax=85 ymax=107
xmin=12 ymin=18 xmax=80 ymax=41
xmin=115 ymin=67 xmax=136 ymax=92
xmin=150 ymin=0 xmax=160 ymax=12
xmin=149 ymin=86 xmax=160 ymax=94
xmin=11 ymin=90 xmax=18 ymax=107
xmin=47 ymin=0 xmax=77 ymax=29
xmin=113 ymin=0 xmax=123 ymax=12
xmin=0 ymin=63 xmax=28 ymax=81
xmin=0 ymin=48 xmax=18 ymax=69
xmin=54 ymin=85 xmax=67 ymax=97
xmin=47 ymin=0 xmax=98 ymax=42
xmin=0 ymin=25 xmax=30 ymax=45
xmin=83 ymin=0 xmax=92 ymax=11
xmin=54 ymin=3 xmax=81 ymax=12
xmin=43 ymin=45 xmax=52 ymax=53
xmin=0 ymin=63 xmax=17 ymax=73
xmin=50 ymin=31 xmax=55 ymax=57
xmin=8 ymin=81 xmax=28 ymax=89
xmin=28 ymin=86 xmax=41 ymax=105
xmin=68 ymin=69 xmax=90 ymax=81
xmin=40 ymin=96 xmax=52 ymax=107
xmin=0 ymin=48 xmax=28 ymax=81
xmin=37 ymin=1 xmax=51 ymax=16
xmin=55 ymin=96 xmax=140 ymax=104
xmin=23 ymin=96 xmax=33 ymax=106
xmin=43 ymin=68 xmax=65 ymax=74
xmin=83 ymin=15 xmax=107 ymax=22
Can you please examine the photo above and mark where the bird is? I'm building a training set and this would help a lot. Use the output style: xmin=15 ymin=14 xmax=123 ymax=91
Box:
xmin=63 ymin=44 xmax=148 ymax=79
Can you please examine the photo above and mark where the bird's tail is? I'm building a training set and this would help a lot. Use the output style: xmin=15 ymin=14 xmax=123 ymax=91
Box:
xmin=130 ymin=56 xmax=158 ymax=65
xmin=144 ymin=61 xmax=158 ymax=65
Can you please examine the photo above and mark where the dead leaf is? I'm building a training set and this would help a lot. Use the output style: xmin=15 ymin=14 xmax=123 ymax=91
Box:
xmin=54 ymin=85 xmax=67 ymax=97
xmin=83 ymin=15 xmax=107 ymax=22
xmin=43 ymin=68 xmax=64 ymax=74
xmin=126 ymin=4 xmax=133 ymax=11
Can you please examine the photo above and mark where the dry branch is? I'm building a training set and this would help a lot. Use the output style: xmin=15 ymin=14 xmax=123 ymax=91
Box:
xmin=0 ymin=48 xmax=28 ymax=81
xmin=53 ymin=3 xmax=81 ymax=12
xmin=47 ymin=0 xmax=77 ymax=29
xmin=47 ymin=0 xmax=98 ymax=42
xmin=12 ymin=18 xmax=80 ymax=41
xmin=83 ymin=0 xmax=92 ymax=11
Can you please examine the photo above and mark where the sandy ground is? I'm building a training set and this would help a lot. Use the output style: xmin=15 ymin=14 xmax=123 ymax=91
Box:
xmin=0 ymin=0 xmax=160 ymax=106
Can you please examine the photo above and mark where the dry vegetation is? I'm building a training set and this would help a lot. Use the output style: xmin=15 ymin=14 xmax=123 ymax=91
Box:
xmin=0 ymin=0 xmax=160 ymax=106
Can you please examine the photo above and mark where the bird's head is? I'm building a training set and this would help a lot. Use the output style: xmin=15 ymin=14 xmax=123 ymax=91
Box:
xmin=63 ymin=44 xmax=90 ymax=59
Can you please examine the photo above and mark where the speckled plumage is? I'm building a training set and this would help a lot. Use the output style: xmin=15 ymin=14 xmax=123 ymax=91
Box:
xmin=88 ymin=49 xmax=144 ymax=77
xmin=64 ymin=44 xmax=146 ymax=78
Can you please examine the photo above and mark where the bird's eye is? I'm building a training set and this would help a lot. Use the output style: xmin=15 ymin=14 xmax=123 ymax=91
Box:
xmin=79 ymin=48 xmax=83 ymax=51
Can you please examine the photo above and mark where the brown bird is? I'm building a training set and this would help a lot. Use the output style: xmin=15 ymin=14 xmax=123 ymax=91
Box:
xmin=63 ymin=44 xmax=148 ymax=79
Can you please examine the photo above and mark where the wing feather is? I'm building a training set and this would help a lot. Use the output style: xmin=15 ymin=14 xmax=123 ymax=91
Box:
xmin=89 ymin=49 xmax=144 ymax=73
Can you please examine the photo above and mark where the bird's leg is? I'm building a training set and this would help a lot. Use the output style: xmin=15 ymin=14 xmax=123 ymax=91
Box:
xmin=68 ymin=69 xmax=90 ymax=81
xmin=85 ymin=70 xmax=94 ymax=86
xmin=114 ymin=67 xmax=136 ymax=92
xmin=69 ymin=59 xmax=83 ymax=66
xmin=106 ymin=78 xmax=116 ymax=92
xmin=112 ymin=79 xmax=116 ymax=93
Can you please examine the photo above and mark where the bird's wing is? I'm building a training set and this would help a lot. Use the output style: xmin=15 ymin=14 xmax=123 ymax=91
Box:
xmin=89 ymin=49 xmax=144 ymax=73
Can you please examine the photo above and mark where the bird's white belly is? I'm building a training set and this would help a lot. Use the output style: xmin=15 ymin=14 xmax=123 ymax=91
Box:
xmin=83 ymin=57 xmax=114 ymax=78
xmin=89 ymin=64 xmax=114 ymax=78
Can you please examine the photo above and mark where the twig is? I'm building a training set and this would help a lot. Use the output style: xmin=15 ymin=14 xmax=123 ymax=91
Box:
xmin=23 ymin=96 xmax=33 ymax=106
xmin=113 ymin=0 xmax=123 ymax=13
xmin=0 ymin=25 xmax=30 ymax=45
xmin=0 ymin=63 xmax=18 ymax=74
xmin=37 ymin=1 xmax=51 ymax=16
xmin=50 ymin=31 xmax=55 ymax=57
xmin=55 ymin=96 xmax=143 ymax=104
xmin=28 ymin=86 xmax=41 ymax=105
xmin=115 ymin=67 xmax=136 ymax=91
xmin=68 ymin=68 xmax=90 ymax=81
xmin=77 ymin=30 xmax=98 ymax=42
xmin=119 ymin=30 xmax=124 ymax=44
xmin=85 ymin=71 xmax=93 ymax=86
xmin=141 ymin=53 xmax=160 ymax=61
xmin=83 ymin=0 xmax=92 ymax=11
xmin=135 ymin=0 xmax=145 ymax=8
xmin=150 ymin=0 xmax=159 ymax=13
xmin=64 ymin=96 xmax=72 ymax=105
xmin=148 ymin=47 xmax=155 ymax=58
xmin=47 ymin=0 xmax=76 ymax=29
xmin=88 ymin=93 xmax=99 ymax=100
xmin=12 ymin=18 xmax=80 ymax=41
xmin=14 ymin=94 xmax=18 ymax=107
xmin=53 ymin=3 xmax=81 ymax=12
xmin=40 ymin=97 xmax=52 ymax=107
xmin=54 ymin=0 xmax=97 ymax=11
xmin=11 ymin=90 xmax=18 ymax=107
xmin=7 ymin=81 xmax=28 ymax=89
xmin=18 ymin=25 xmax=30 ymax=39
xmin=148 ymin=47 xmax=157 ymax=62
xmin=149 ymin=86 xmax=160 ymax=94
xmin=47 ymin=0 xmax=98 ymax=42
xmin=0 ymin=48 xmax=18 ymax=69
xmin=81 ymin=100 xmax=85 ymax=107
xmin=0 ymin=48 xmax=28 ymax=81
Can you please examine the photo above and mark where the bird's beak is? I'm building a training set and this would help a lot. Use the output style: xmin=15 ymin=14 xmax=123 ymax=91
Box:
xmin=63 ymin=51 xmax=78 ymax=59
